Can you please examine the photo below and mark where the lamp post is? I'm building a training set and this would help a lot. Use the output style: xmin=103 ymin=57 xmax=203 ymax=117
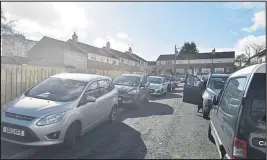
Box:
xmin=211 ymin=48 xmax=215 ymax=73
xmin=174 ymin=45 xmax=181 ymax=77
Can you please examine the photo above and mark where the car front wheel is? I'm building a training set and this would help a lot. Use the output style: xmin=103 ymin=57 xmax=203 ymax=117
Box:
xmin=64 ymin=123 xmax=77 ymax=148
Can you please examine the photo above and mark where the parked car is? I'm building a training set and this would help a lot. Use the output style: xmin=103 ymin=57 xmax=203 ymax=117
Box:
xmin=159 ymin=75 xmax=175 ymax=91
xmin=180 ymin=75 xmax=187 ymax=83
xmin=184 ymin=74 xmax=230 ymax=119
xmin=113 ymin=74 xmax=149 ymax=108
xmin=1 ymin=73 xmax=118 ymax=147
xmin=147 ymin=76 xmax=168 ymax=96
xmin=184 ymin=63 xmax=266 ymax=159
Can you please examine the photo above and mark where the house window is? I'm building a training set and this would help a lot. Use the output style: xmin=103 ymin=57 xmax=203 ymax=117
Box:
xmin=167 ymin=61 xmax=173 ymax=64
xmin=90 ymin=55 xmax=96 ymax=60
xmin=112 ymin=59 xmax=116 ymax=65
xmin=156 ymin=61 xmax=161 ymax=65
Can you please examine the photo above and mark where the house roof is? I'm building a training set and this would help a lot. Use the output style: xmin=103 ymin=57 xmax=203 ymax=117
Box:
xmin=128 ymin=52 xmax=147 ymax=62
xmin=106 ymin=48 xmax=139 ymax=62
xmin=69 ymin=40 xmax=118 ymax=59
xmin=157 ymin=51 xmax=235 ymax=61
xmin=148 ymin=61 xmax=156 ymax=65
xmin=1 ymin=56 xmax=27 ymax=65
xmin=249 ymin=49 xmax=266 ymax=59
xmin=39 ymin=36 xmax=86 ymax=54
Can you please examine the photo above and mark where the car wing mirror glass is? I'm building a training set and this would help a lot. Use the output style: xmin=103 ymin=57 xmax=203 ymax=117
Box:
xmin=85 ymin=95 xmax=96 ymax=103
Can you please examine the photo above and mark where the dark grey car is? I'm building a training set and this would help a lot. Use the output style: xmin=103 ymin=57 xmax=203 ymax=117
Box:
xmin=182 ymin=74 xmax=230 ymax=119
xmin=113 ymin=74 xmax=150 ymax=108
xmin=201 ymin=74 xmax=230 ymax=119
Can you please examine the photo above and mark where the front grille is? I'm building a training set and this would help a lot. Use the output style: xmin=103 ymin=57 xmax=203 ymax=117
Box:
xmin=5 ymin=112 xmax=36 ymax=121
xmin=1 ymin=122 xmax=40 ymax=142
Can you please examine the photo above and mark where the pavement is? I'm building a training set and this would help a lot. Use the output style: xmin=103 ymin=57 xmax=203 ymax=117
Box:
xmin=1 ymin=84 xmax=218 ymax=159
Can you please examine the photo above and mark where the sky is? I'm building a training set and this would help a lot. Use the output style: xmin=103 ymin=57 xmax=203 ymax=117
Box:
xmin=1 ymin=2 xmax=266 ymax=61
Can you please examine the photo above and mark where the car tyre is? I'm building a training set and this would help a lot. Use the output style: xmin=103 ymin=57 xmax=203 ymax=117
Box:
xmin=64 ymin=123 xmax=77 ymax=148
xmin=208 ymin=125 xmax=215 ymax=144
xmin=108 ymin=105 xmax=117 ymax=123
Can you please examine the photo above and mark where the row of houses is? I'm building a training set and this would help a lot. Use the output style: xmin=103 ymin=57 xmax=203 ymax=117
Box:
xmin=245 ymin=49 xmax=266 ymax=66
xmin=5 ymin=33 xmax=258 ymax=76
xmin=147 ymin=49 xmax=236 ymax=75
xmin=1 ymin=33 xmax=148 ymax=74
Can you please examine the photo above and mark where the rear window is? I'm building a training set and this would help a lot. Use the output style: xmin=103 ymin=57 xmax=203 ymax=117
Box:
xmin=249 ymin=73 xmax=266 ymax=122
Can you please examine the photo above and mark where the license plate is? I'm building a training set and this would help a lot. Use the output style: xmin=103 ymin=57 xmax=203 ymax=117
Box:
xmin=3 ymin=127 xmax=25 ymax=136
xmin=118 ymin=97 xmax=122 ymax=101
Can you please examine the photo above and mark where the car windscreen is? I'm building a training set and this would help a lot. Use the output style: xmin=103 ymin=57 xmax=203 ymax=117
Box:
xmin=113 ymin=75 xmax=141 ymax=87
xmin=159 ymin=75 xmax=170 ymax=81
xmin=147 ymin=77 xmax=162 ymax=84
xmin=207 ymin=77 xmax=228 ymax=90
xmin=249 ymin=73 xmax=266 ymax=122
xmin=25 ymin=77 xmax=87 ymax=102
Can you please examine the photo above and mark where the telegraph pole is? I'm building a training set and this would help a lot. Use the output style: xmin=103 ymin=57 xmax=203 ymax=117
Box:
xmin=174 ymin=45 xmax=179 ymax=76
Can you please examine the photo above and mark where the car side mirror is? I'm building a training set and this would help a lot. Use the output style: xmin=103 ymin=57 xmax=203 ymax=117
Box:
xmin=81 ymin=95 xmax=96 ymax=105
xmin=212 ymin=96 xmax=218 ymax=105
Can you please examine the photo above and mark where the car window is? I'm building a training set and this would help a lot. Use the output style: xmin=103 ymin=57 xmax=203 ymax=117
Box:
xmin=107 ymin=80 xmax=115 ymax=92
xmin=219 ymin=77 xmax=247 ymax=116
xmin=113 ymin=75 xmax=141 ymax=87
xmin=248 ymin=73 xmax=266 ymax=122
xmin=186 ymin=75 xmax=200 ymax=87
xmin=25 ymin=77 xmax=87 ymax=102
xmin=85 ymin=81 xmax=101 ymax=98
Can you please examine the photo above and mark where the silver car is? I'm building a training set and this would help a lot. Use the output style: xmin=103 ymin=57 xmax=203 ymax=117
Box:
xmin=147 ymin=76 xmax=167 ymax=96
xmin=1 ymin=73 xmax=118 ymax=147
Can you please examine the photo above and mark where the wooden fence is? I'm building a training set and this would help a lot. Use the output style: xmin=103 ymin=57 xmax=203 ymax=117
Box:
xmin=1 ymin=64 xmax=130 ymax=107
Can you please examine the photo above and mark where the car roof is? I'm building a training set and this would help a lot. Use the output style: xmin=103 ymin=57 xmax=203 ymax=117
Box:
xmin=148 ymin=76 xmax=164 ymax=79
xmin=210 ymin=74 xmax=230 ymax=78
xmin=120 ymin=74 xmax=143 ymax=77
xmin=51 ymin=73 xmax=110 ymax=82
xmin=230 ymin=63 xmax=266 ymax=78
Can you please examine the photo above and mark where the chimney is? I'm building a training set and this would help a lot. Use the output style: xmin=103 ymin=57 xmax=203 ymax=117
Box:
xmin=128 ymin=47 xmax=132 ymax=54
xmin=72 ymin=32 xmax=78 ymax=43
xmin=212 ymin=48 xmax=216 ymax=54
xmin=106 ymin=41 xmax=110 ymax=49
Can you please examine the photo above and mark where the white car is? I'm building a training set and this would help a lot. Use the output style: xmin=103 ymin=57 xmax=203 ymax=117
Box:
xmin=147 ymin=76 xmax=168 ymax=96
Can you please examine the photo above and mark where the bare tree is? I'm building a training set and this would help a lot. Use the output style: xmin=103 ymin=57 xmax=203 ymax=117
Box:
xmin=244 ymin=44 xmax=265 ymax=59
xmin=235 ymin=54 xmax=248 ymax=68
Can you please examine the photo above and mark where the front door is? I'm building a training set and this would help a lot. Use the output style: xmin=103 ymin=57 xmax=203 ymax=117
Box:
xmin=183 ymin=74 xmax=203 ymax=106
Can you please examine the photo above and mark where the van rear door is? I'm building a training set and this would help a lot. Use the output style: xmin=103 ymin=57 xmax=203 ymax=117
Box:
xmin=244 ymin=73 xmax=266 ymax=159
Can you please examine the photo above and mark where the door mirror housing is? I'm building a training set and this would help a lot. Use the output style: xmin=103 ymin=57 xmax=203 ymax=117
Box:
xmin=212 ymin=96 xmax=218 ymax=105
xmin=80 ymin=95 xmax=96 ymax=105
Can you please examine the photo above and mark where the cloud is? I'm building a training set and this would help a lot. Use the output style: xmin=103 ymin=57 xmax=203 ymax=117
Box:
xmin=230 ymin=30 xmax=238 ymax=36
xmin=223 ymin=2 xmax=265 ymax=9
xmin=242 ymin=10 xmax=266 ymax=32
xmin=116 ymin=32 xmax=128 ymax=39
xmin=2 ymin=2 xmax=93 ymax=41
xmin=197 ymin=34 xmax=265 ymax=57
xmin=234 ymin=35 xmax=265 ymax=54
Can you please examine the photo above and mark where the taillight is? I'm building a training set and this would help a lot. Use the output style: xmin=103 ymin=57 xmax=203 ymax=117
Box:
xmin=232 ymin=137 xmax=247 ymax=159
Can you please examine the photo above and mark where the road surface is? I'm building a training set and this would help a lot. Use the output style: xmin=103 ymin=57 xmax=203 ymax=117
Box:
xmin=1 ymin=84 xmax=218 ymax=159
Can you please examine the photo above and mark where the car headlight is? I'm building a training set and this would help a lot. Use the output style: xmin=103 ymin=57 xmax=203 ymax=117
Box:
xmin=128 ymin=90 xmax=137 ymax=95
xmin=36 ymin=112 xmax=66 ymax=126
